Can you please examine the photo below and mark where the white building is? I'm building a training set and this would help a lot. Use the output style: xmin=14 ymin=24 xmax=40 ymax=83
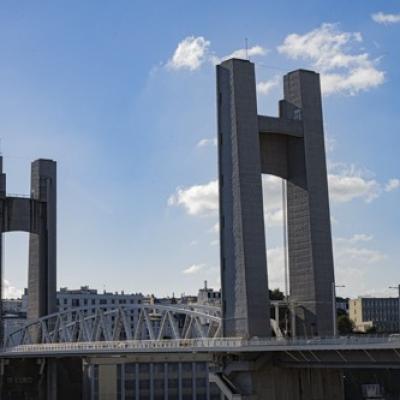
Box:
xmin=56 ymin=286 xmax=143 ymax=312
xmin=197 ymin=281 xmax=221 ymax=306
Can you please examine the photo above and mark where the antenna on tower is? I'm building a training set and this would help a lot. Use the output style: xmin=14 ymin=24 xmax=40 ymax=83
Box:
xmin=245 ymin=37 xmax=249 ymax=60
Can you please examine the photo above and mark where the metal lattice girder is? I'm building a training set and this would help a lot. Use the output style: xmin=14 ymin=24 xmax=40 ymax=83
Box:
xmin=5 ymin=304 xmax=223 ymax=346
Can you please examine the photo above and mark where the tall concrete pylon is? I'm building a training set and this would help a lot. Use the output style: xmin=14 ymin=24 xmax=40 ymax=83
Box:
xmin=217 ymin=58 xmax=335 ymax=338
xmin=0 ymin=157 xmax=57 ymax=343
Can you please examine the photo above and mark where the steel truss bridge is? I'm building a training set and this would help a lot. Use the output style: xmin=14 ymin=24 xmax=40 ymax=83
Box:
xmin=4 ymin=304 xmax=223 ymax=347
xmin=3 ymin=303 xmax=282 ymax=349
xmin=2 ymin=303 xmax=400 ymax=370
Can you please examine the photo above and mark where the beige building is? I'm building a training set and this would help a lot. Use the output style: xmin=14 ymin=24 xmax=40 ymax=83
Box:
xmin=349 ymin=297 xmax=399 ymax=333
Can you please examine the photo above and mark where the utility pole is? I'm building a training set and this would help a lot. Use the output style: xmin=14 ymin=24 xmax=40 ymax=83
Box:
xmin=389 ymin=284 xmax=400 ymax=332
xmin=332 ymin=283 xmax=345 ymax=337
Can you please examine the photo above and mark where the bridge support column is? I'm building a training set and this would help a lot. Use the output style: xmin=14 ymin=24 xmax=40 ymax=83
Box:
xmin=83 ymin=359 xmax=95 ymax=400
xmin=46 ymin=359 xmax=58 ymax=399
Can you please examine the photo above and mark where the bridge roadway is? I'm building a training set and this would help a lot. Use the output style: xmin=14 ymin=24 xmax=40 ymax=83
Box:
xmin=2 ymin=336 xmax=400 ymax=368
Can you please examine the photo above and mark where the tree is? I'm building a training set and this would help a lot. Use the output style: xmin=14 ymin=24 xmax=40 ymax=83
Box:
xmin=365 ymin=326 xmax=377 ymax=334
xmin=337 ymin=314 xmax=354 ymax=334
xmin=269 ymin=288 xmax=284 ymax=301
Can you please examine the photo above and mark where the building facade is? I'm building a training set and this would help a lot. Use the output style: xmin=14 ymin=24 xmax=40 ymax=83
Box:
xmin=349 ymin=297 xmax=400 ymax=333
xmin=89 ymin=359 xmax=222 ymax=400
xmin=197 ymin=282 xmax=221 ymax=307
xmin=57 ymin=286 xmax=143 ymax=312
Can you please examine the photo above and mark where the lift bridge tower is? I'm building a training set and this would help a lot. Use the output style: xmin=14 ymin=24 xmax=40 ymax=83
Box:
xmin=216 ymin=57 xmax=337 ymax=397
xmin=0 ymin=157 xmax=57 ymax=344
xmin=217 ymin=58 xmax=335 ymax=340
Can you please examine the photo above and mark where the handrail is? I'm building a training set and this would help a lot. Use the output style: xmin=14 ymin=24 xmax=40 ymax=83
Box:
xmin=3 ymin=335 xmax=400 ymax=356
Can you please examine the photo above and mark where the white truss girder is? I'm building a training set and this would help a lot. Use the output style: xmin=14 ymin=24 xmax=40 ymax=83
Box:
xmin=5 ymin=304 xmax=222 ymax=346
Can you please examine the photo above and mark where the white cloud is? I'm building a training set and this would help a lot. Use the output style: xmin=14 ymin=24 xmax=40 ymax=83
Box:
xmin=182 ymin=264 xmax=205 ymax=274
xmin=210 ymin=45 xmax=268 ymax=65
xmin=196 ymin=138 xmax=217 ymax=148
xmin=262 ymin=175 xmax=283 ymax=210
xmin=328 ymin=164 xmax=381 ymax=203
xmin=278 ymin=23 xmax=385 ymax=95
xmin=257 ymin=76 xmax=280 ymax=95
xmin=266 ymin=246 xmax=287 ymax=290
xmin=220 ymin=45 xmax=268 ymax=61
xmin=328 ymin=174 xmax=379 ymax=203
xmin=167 ymin=36 xmax=267 ymax=71
xmin=385 ymin=178 xmax=400 ymax=192
xmin=256 ymin=234 xmax=388 ymax=296
xmin=168 ymin=180 xmax=218 ymax=216
xmin=167 ymin=36 xmax=210 ymax=71
xmin=3 ymin=279 xmax=23 ymax=299
xmin=333 ymin=234 xmax=387 ymax=295
xmin=349 ymin=233 xmax=373 ymax=243
xmin=265 ymin=208 xmax=283 ymax=226
xmin=169 ymin=164 xmax=394 ymax=220
xmin=372 ymin=12 xmax=400 ymax=25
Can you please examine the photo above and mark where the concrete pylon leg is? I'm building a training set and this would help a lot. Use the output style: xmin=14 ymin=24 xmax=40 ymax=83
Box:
xmin=82 ymin=360 xmax=93 ymax=400
xmin=46 ymin=359 xmax=58 ymax=399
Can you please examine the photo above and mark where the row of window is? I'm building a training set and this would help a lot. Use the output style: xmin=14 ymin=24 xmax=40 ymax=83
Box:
xmin=56 ymin=298 xmax=142 ymax=307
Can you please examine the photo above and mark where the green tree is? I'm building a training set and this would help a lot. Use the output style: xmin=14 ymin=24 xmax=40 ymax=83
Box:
xmin=269 ymin=288 xmax=284 ymax=301
xmin=365 ymin=325 xmax=377 ymax=334
xmin=337 ymin=314 xmax=354 ymax=334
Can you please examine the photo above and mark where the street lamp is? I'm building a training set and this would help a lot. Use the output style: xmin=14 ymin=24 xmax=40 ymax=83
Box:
xmin=389 ymin=284 xmax=400 ymax=333
xmin=332 ymin=283 xmax=346 ymax=337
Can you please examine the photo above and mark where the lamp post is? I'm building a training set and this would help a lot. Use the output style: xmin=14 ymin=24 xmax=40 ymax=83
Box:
xmin=332 ymin=283 xmax=346 ymax=337
xmin=389 ymin=284 xmax=400 ymax=333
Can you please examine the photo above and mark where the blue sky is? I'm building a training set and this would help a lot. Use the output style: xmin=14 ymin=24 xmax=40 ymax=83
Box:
xmin=1 ymin=1 xmax=399 ymax=299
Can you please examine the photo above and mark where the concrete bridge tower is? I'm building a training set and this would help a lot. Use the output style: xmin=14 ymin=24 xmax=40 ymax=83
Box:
xmin=0 ymin=157 xmax=57 ymax=343
xmin=217 ymin=58 xmax=335 ymax=339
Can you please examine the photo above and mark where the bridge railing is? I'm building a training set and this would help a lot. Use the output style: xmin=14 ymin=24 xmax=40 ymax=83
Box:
xmin=3 ymin=335 xmax=400 ymax=355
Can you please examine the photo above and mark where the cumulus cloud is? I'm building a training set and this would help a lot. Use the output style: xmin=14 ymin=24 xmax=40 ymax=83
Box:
xmin=182 ymin=264 xmax=205 ymax=274
xmin=167 ymin=36 xmax=210 ymax=71
xmin=385 ymin=178 xmax=400 ymax=192
xmin=3 ymin=279 xmax=23 ymax=299
xmin=257 ymin=76 xmax=280 ymax=95
xmin=212 ymin=45 xmax=268 ymax=64
xmin=168 ymin=180 xmax=218 ymax=216
xmin=167 ymin=36 xmax=267 ymax=71
xmin=196 ymin=138 xmax=217 ymax=148
xmin=328 ymin=164 xmax=381 ymax=203
xmin=169 ymin=175 xmax=284 ymax=223
xmin=372 ymin=12 xmax=400 ymax=25
xmin=169 ymin=165 xmax=397 ymax=222
xmin=277 ymin=23 xmax=385 ymax=95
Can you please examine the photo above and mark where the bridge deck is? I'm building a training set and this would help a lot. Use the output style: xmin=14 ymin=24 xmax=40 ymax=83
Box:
xmin=2 ymin=336 xmax=400 ymax=358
